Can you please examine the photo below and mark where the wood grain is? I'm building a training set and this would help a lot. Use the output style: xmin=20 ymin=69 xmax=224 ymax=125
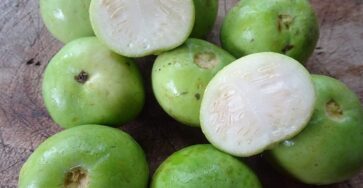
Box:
xmin=0 ymin=0 xmax=363 ymax=187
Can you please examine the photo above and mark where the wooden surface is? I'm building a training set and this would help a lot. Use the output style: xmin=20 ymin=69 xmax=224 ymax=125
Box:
xmin=1 ymin=0 xmax=363 ymax=187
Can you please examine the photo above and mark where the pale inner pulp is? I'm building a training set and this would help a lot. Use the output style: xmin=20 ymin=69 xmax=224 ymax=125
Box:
xmin=201 ymin=53 xmax=315 ymax=157
xmin=91 ymin=0 xmax=194 ymax=57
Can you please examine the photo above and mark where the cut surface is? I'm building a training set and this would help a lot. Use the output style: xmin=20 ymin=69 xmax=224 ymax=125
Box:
xmin=200 ymin=52 xmax=315 ymax=157
xmin=90 ymin=0 xmax=194 ymax=57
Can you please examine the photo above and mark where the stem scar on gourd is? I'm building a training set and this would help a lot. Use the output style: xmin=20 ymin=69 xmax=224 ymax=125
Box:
xmin=65 ymin=166 xmax=89 ymax=188
xmin=75 ymin=70 xmax=89 ymax=84
xmin=326 ymin=99 xmax=344 ymax=121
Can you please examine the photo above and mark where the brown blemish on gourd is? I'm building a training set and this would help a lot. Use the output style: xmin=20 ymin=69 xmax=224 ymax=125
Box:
xmin=326 ymin=100 xmax=343 ymax=121
xmin=195 ymin=93 xmax=201 ymax=100
xmin=277 ymin=14 xmax=294 ymax=32
xmin=194 ymin=52 xmax=219 ymax=69
xmin=65 ymin=167 xmax=89 ymax=188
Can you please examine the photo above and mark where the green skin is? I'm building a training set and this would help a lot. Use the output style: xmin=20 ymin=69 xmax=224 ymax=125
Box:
xmin=267 ymin=75 xmax=363 ymax=185
xmin=190 ymin=0 xmax=219 ymax=38
xmin=152 ymin=39 xmax=235 ymax=127
xmin=40 ymin=0 xmax=94 ymax=43
xmin=18 ymin=125 xmax=149 ymax=188
xmin=42 ymin=37 xmax=144 ymax=129
xmin=220 ymin=0 xmax=319 ymax=64
xmin=151 ymin=144 xmax=262 ymax=188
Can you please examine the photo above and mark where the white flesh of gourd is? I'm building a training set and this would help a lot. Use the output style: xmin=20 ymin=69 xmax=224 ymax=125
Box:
xmin=200 ymin=52 xmax=315 ymax=157
xmin=90 ymin=0 xmax=195 ymax=57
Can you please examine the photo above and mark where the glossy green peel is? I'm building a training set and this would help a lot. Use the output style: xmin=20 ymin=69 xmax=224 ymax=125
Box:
xmin=152 ymin=39 xmax=235 ymax=127
xmin=221 ymin=0 xmax=319 ymax=63
xmin=19 ymin=125 xmax=149 ymax=188
xmin=191 ymin=0 xmax=219 ymax=38
xmin=42 ymin=37 xmax=145 ymax=129
xmin=151 ymin=144 xmax=262 ymax=188
xmin=268 ymin=75 xmax=363 ymax=185
xmin=40 ymin=0 xmax=94 ymax=43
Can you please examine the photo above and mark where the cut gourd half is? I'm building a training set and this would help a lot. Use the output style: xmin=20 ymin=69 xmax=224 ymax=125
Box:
xmin=90 ymin=0 xmax=195 ymax=57
xmin=200 ymin=52 xmax=316 ymax=157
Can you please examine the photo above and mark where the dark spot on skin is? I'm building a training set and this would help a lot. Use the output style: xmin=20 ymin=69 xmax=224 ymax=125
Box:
xmin=181 ymin=91 xmax=188 ymax=95
xmin=282 ymin=44 xmax=294 ymax=54
xmin=158 ymin=68 xmax=161 ymax=71
xmin=195 ymin=93 xmax=201 ymax=100
xmin=314 ymin=163 xmax=319 ymax=167
xmin=316 ymin=46 xmax=322 ymax=50
xmin=277 ymin=18 xmax=282 ymax=32
xmin=26 ymin=58 xmax=34 ymax=65
xmin=35 ymin=61 xmax=41 ymax=66
xmin=250 ymin=38 xmax=255 ymax=43
xmin=74 ymin=71 xmax=89 ymax=84
xmin=168 ymin=63 xmax=172 ymax=66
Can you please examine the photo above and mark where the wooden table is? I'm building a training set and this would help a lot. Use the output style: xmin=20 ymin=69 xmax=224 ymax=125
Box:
xmin=1 ymin=0 xmax=362 ymax=187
